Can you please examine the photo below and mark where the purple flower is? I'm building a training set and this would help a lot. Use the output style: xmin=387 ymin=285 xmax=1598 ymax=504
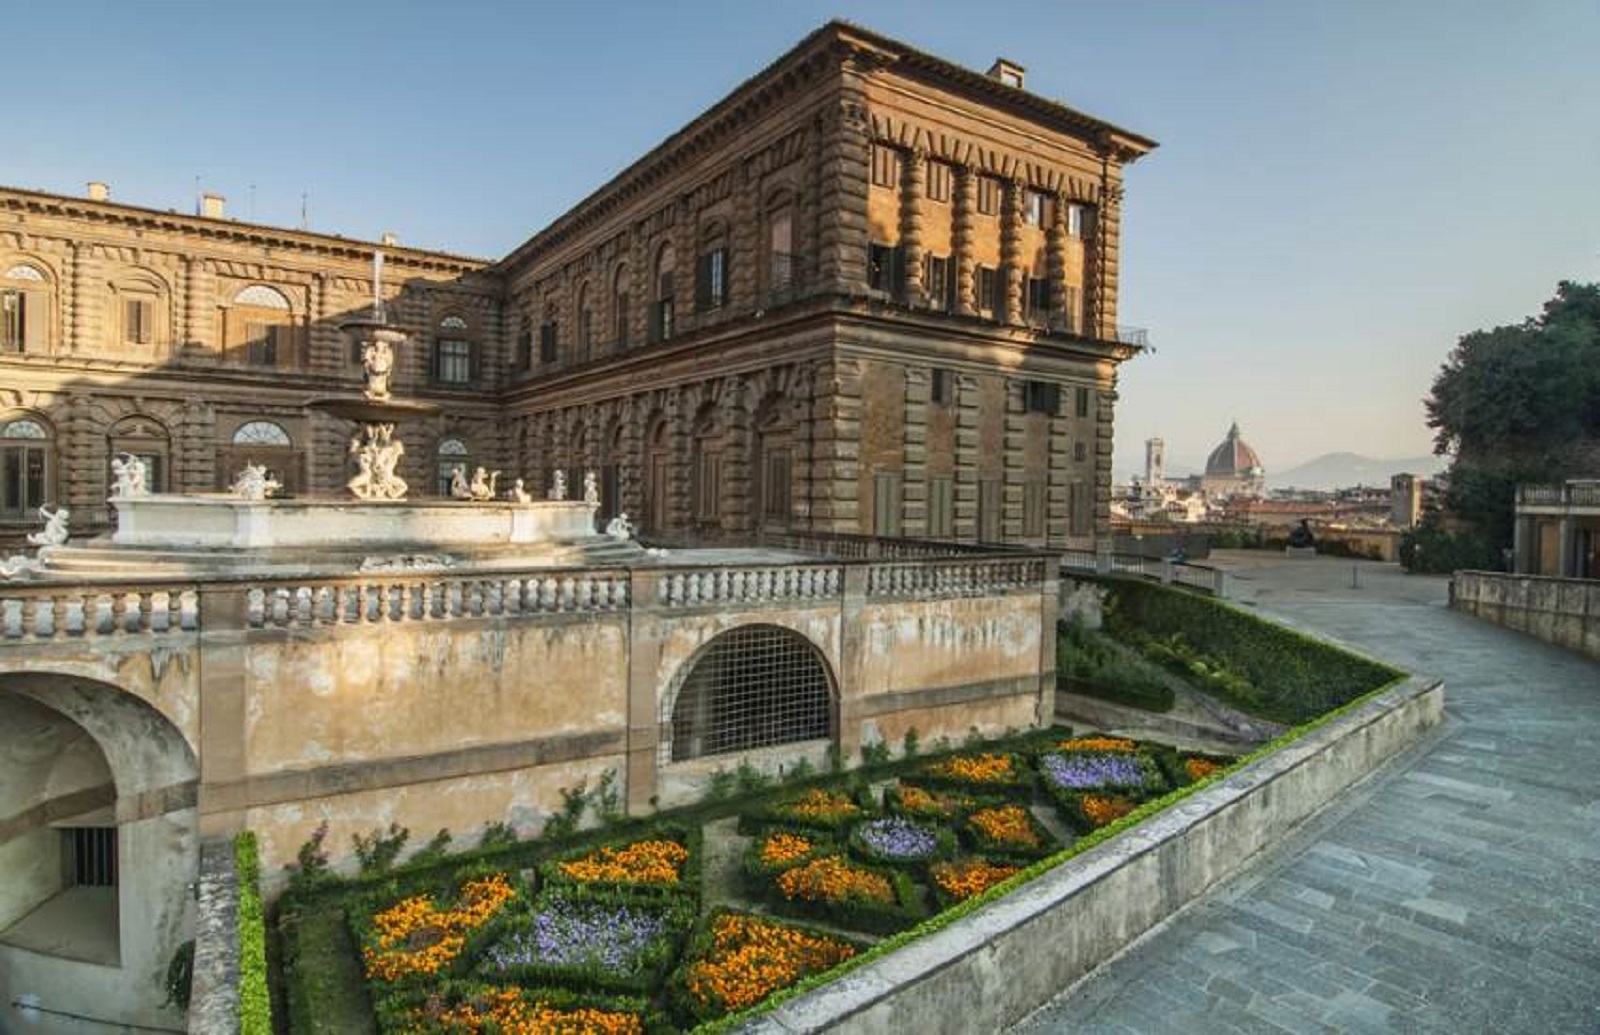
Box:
xmin=483 ymin=895 xmax=669 ymax=972
xmin=1041 ymin=752 xmax=1148 ymax=791
xmin=857 ymin=817 xmax=939 ymax=860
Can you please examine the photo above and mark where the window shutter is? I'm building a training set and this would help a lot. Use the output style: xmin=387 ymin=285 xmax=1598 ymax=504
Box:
xmin=695 ymin=254 xmax=712 ymax=311
xmin=469 ymin=341 xmax=483 ymax=382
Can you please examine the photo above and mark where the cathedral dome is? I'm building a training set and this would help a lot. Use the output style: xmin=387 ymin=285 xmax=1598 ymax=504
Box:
xmin=1205 ymin=422 xmax=1263 ymax=476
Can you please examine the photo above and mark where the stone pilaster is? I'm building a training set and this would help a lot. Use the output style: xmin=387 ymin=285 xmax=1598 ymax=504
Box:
xmin=176 ymin=397 xmax=215 ymax=492
xmin=798 ymin=119 xmax=822 ymax=296
xmin=899 ymin=149 xmax=926 ymax=304
xmin=902 ymin=367 xmax=930 ymax=536
xmin=1000 ymin=180 xmax=1025 ymax=326
xmin=953 ymin=167 xmax=977 ymax=315
xmin=1091 ymin=177 xmax=1124 ymax=340
xmin=630 ymin=227 xmax=650 ymax=349
xmin=1047 ymin=408 xmax=1070 ymax=547
xmin=816 ymin=68 xmax=871 ymax=294
xmin=666 ymin=394 xmax=691 ymax=531
xmin=62 ymin=393 xmax=95 ymax=514
xmin=808 ymin=359 xmax=860 ymax=531
xmin=953 ymin=373 xmax=980 ymax=539
xmin=69 ymin=243 xmax=99 ymax=352
xmin=1003 ymin=380 xmax=1026 ymax=539
xmin=182 ymin=257 xmax=214 ymax=354
xmin=1094 ymin=385 xmax=1116 ymax=542
xmin=723 ymin=384 xmax=754 ymax=533
xmin=731 ymin=166 xmax=759 ymax=314
xmin=672 ymin=207 xmax=694 ymax=337
xmin=1046 ymin=193 xmax=1070 ymax=333
xmin=307 ymin=273 xmax=341 ymax=372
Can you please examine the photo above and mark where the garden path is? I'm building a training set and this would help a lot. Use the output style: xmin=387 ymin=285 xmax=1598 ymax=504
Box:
xmin=1014 ymin=552 xmax=1600 ymax=1034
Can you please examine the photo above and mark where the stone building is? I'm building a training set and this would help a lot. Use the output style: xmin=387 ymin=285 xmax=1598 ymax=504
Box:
xmin=1 ymin=21 xmax=1153 ymax=552
xmin=1194 ymin=421 xmax=1266 ymax=499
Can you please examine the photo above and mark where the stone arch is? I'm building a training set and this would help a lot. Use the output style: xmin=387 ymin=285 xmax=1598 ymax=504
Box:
xmin=0 ymin=672 xmax=197 ymax=1029
xmin=660 ymin=623 xmax=837 ymax=763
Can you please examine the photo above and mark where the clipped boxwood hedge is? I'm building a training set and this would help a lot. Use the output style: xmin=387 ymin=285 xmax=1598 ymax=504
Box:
xmin=1098 ymin=576 xmax=1402 ymax=723
xmin=883 ymin=780 xmax=1002 ymax=822
xmin=758 ymin=854 xmax=926 ymax=935
xmin=538 ymin=823 xmax=701 ymax=901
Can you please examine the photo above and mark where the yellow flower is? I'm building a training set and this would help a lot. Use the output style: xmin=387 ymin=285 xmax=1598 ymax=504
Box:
xmin=363 ymin=874 xmax=515 ymax=981
xmin=1057 ymin=736 xmax=1139 ymax=754
xmin=559 ymin=839 xmax=689 ymax=885
xmin=930 ymin=858 xmax=1020 ymax=901
xmin=683 ymin=914 xmax=855 ymax=1015
xmin=968 ymin=805 xmax=1040 ymax=847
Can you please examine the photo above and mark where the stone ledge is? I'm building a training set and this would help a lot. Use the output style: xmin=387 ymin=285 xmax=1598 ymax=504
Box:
xmin=741 ymin=674 xmax=1444 ymax=1034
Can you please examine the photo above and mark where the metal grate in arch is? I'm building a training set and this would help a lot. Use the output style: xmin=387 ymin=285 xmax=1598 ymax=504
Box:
xmin=666 ymin=624 xmax=833 ymax=762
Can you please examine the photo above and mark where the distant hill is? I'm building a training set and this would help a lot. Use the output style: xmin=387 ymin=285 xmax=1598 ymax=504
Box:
xmin=1269 ymin=452 xmax=1446 ymax=490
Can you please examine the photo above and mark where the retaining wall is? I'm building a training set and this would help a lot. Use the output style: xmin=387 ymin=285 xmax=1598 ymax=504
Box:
xmin=741 ymin=674 xmax=1444 ymax=1034
xmin=1451 ymin=570 xmax=1600 ymax=663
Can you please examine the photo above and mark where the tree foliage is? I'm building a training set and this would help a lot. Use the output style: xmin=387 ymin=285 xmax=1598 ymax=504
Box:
xmin=1425 ymin=281 xmax=1600 ymax=545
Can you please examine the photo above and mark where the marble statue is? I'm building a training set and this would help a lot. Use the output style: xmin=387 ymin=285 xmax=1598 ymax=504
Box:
xmin=0 ymin=554 xmax=39 ymax=580
xmin=449 ymin=467 xmax=472 ymax=500
xmin=361 ymin=337 xmax=394 ymax=401
xmin=511 ymin=478 xmax=532 ymax=504
xmin=110 ymin=453 xmax=149 ymax=499
xmin=583 ymin=470 xmax=600 ymax=505
xmin=231 ymin=462 xmax=282 ymax=501
xmin=348 ymin=423 xmax=407 ymax=500
xmin=468 ymin=467 xmax=500 ymax=502
xmin=550 ymin=470 xmax=568 ymax=501
xmin=605 ymin=512 xmax=635 ymax=541
xmin=27 ymin=505 xmax=69 ymax=548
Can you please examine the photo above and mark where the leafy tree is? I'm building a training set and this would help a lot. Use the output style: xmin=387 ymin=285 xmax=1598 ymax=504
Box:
xmin=1424 ymin=281 xmax=1600 ymax=549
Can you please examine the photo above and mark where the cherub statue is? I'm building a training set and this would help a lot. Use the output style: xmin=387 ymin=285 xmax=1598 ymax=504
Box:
xmin=369 ymin=425 xmax=407 ymax=500
xmin=110 ymin=453 xmax=149 ymax=499
xmin=449 ymin=467 xmax=472 ymax=500
xmin=605 ymin=511 xmax=635 ymax=541
xmin=360 ymin=337 xmax=394 ymax=401
xmin=231 ymin=462 xmax=281 ymax=501
xmin=550 ymin=469 xmax=568 ymax=501
xmin=583 ymin=470 xmax=600 ymax=505
xmin=27 ymin=504 xmax=69 ymax=548
xmin=511 ymin=478 xmax=532 ymax=504
xmin=468 ymin=466 xmax=500 ymax=502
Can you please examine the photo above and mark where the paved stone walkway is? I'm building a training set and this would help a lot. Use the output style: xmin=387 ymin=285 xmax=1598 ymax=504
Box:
xmin=1014 ymin=553 xmax=1600 ymax=1034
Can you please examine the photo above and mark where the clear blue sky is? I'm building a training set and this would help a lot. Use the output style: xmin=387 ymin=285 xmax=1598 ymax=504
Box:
xmin=8 ymin=0 xmax=1598 ymax=474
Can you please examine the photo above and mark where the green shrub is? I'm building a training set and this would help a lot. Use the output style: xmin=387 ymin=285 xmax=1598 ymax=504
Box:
xmin=1099 ymin=578 xmax=1402 ymax=723
xmin=351 ymin=823 xmax=408 ymax=875
xmin=234 ymin=831 xmax=272 ymax=1035
xmin=162 ymin=939 xmax=194 ymax=1011
xmin=1056 ymin=621 xmax=1176 ymax=712
xmin=1399 ymin=518 xmax=1502 ymax=573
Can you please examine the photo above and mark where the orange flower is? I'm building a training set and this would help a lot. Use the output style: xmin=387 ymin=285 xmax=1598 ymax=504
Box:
xmin=776 ymin=855 xmax=896 ymax=905
xmin=759 ymin=832 xmax=815 ymax=868
xmin=1185 ymin=757 xmax=1224 ymax=781
xmin=896 ymin=783 xmax=975 ymax=817
xmin=363 ymin=874 xmax=515 ymax=981
xmin=1057 ymin=736 xmax=1139 ymax=754
xmin=559 ymin=839 xmax=688 ymax=885
xmin=924 ymin=753 xmax=1016 ymax=784
xmin=775 ymin=788 xmax=861 ymax=822
xmin=416 ymin=987 xmax=644 ymax=1034
xmin=1082 ymin=795 xmax=1136 ymax=827
xmin=968 ymin=805 xmax=1040 ymax=848
xmin=930 ymin=858 xmax=1020 ymax=901
xmin=683 ymin=913 xmax=856 ymax=1015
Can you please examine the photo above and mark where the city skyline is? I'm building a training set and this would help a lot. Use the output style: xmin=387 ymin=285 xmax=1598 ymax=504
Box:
xmin=8 ymin=0 xmax=1597 ymax=470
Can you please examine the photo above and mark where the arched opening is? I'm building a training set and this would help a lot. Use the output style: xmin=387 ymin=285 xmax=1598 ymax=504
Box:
xmin=689 ymin=404 xmax=725 ymax=533
xmin=107 ymin=414 xmax=171 ymax=494
xmin=1 ymin=261 xmax=55 ymax=354
xmin=753 ymin=396 xmax=794 ymax=532
xmin=650 ymin=243 xmax=676 ymax=343
xmin=436 ymin=436 xmax=471 ymax=497
xmin=666 ymin=624 xmax=835 ymax=762
xmin=433 ymin=313 xmax=478 ymax=387
xmin=1 ymin=413 xmax=55 ymax=524
xmin=764 ymin=187 xmax=797 ymax=303
xmin=644 ymin=417 xmax=672 ymax=533
xmin=224 ymin=284 xmax=300 ymax=368
xmin=220 ymin=419 xmax=299 ymax=493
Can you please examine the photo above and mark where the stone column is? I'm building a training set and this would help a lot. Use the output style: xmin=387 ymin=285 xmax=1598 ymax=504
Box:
xmin=899 ymin=149 xmax=926 ymax=304
xmin=1003 ymin=380 xmax=1026 ymax=540
xmin=1046 ymin=192 xmax=1070 ymax=332
xmin=1000 ymin=179 xmax=1025 ymax=326
xmin=1046 ymin=408 xmax=1070 ymax=547
xmin=953 ymin=167 xmax=977 ymax=315
xmin=1091 ymin=175 xmax=1126 ymax=341
xmin=902 ymin=368 xmax=929 ymax=536
xmin=723 ymin=385 xmax=754 ymax=533
xmin=1513 ymin=515 xmax=1533 ymax=574
xmin=1558 ymin=517 xmax=1575 ymax=577
xmin=953 ymin=374 xmax=980 ymax=539
xmin=69 ymin=243 xmax=98 ymax=353
xmin=307 ymin=272 xmax=341 ymax=372
xmin=183 ymin=258 xmax=214 ymax=355
xmin=195 ymin=586 xmax=252 ymax=839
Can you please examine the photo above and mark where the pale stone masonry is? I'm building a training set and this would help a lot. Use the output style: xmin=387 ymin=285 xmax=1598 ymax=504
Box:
xmin=0 ymin=21 xmax=1154 ymax=549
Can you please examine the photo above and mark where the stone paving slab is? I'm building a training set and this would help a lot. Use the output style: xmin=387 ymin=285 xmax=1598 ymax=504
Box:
xmin=1014 ymin=554 xmax=1600 ymax=1035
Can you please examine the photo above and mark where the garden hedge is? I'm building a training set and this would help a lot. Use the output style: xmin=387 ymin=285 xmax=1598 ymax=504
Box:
xmin=234 ymin=831 xmax=272 ymax=1035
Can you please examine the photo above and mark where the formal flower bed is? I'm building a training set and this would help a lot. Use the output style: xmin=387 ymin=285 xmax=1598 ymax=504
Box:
xmin=360 ymin=873 xmax=519 ymax=983
xmin=742 ymin=828 xmax=836 ymax=890
xmin=962 ymin=804 xmax=1057 ymax=860
xmin=916 ymin=752 xmax=1030 ymax=794
xmin=473 ymin=888 xmax=693 ymax=994
xmin=669 ymin=911 xmax=861 ymax=1025
xmin=928 ymin=857 xmax=1022 ymax=908
xmin=885 ymin=781 xmax=985 ymax=820
xmin=749 ymin=787 xmax=870 ymax=832
xmin=848 ymin=816 xmax=955 ymax=867
xmin=391 ymin=983 xmax=659 ymax=1034
xmin=1038 ymin=750 xmax=1165 ymax=794
xmin=555 ymin=839 xmax=689 ymax=887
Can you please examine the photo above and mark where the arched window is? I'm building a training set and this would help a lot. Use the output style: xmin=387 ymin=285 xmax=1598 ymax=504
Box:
xmin=434 ymin=314 xmax=477 ymax=386
xmin=436 ymin=437 xmax=470 ymax=496
xmin=612 ymin=265 xmax=631 ymax=349
xmin=765 ymin=189 xmax=797 ymax=302
xmin=644 ymin=417 xmax=672 ymax=532
xmin=226 ymin=285 xmax=297 ymax=368
xmin=0 ymin=415 xmax=53 ymax=521
xmin=667 ymin=625 xmax=834 ymax=762
xmin=651 ymin=243 xmax=675 ymax=343
xmin=221 ymin=421 xmax=297 ymax=493
xmin=695 ymin=220 xmax=730 ymax=314
xmin=2 ymin=262 xmax=53 ymax=354
xmin=108 ymin=415 xmax=170 ymax=493
xmin=690 ymin=404 xmax=724 ymax=530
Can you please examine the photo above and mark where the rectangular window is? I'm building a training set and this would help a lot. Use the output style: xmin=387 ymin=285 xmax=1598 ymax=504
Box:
xmin=1024 ymin=381 xmax=1061 ymax=415
xmin=517 ymin=326 xmax=534 ymax=370
xmin=1063 ymin=285 xmax=1080 ymax=334
xmin=601 ymin=464 xmax=621 ymax=520
xmin=1023 ymin=481 xmax=1046 ymax=538
xmin=1074 ymin=440 xmax=1088 ymax=463
xmin=871 ymin=145 xmax=902 ymax=188
xmin=929 ymin=475 xmax=954 ymax=538
xmin=1069 ymin=479 xmax=1092 ymax=536
xmin=761 ymin=448 xmax=791 ymax=522
xmin=695 ymin=248 xmax=728 ymax=312
xmin=614 ymin=293 xmax=630 ymax=348
xmin=976 ymin=266 xmax=998 ymax=315
xmin=64 ymin=827 xmax=117 ymax=888
xmin=1023 ymin=190 xmax=1050 ymax=227
xmin=579 ymin=308 xmax=594 ymax=356
xmin=539 ymin=322 xmax=558 ymax=363
xmin=868 ymin=243 xmax=905 ymax=300
xmin=436 ymin=339 xmax=473 ymax=384
xmin=1026 ymin=277 xmax=1051 ymax=323
xmin=1076 ymin=386 xmax=1091 ymax=418
xmin=926 ymin=255 xmax=954 ymax=311
xmin=978 ymin=478 xmax=1001 ymax=541
xmin=1 ymin=290 xmax=25 ymax=352
xmin=926 ymin=161 xmax=952 ymax=203
xmin=652 ymin=272 xmax=675 ymax=343
xmin=123 ymin=298 xmax=153 ymax=344
xmin=1068 ymin=203 xmax=1090 ymax=238
xmin=977 ymin=176 xmax=1000 ymax=216
xmin=872 ymin=470 xmax=903 ymax=537
xmin=1 ymin=442 xmax=49 ymax=521
xmin=244 ymin=321 xmax=277 ymax=366
xmin=931 ymin=368 xmax=953 ymax=406
xmin=694 ymin=451 xmax=723 ymax=523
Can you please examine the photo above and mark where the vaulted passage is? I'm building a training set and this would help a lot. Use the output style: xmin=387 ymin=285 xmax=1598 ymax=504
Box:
xmin=668 ymin=625 xmax=834 ymax=762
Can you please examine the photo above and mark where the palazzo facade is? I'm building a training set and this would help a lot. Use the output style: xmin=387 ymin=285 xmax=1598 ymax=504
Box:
xmin=0 ymin=22 xmax=1154 ymax=551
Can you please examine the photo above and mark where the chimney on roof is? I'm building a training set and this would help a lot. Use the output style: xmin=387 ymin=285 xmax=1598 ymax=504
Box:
xmin=87 ymin=181 xmax=110 ymax=202
xmin=381 ymin=231 xmax=399 ymax=247
xmin=987 ymin=58 xmax=1025 ymax=90
xmin=201 ymin=192 xmax=226 ymax=219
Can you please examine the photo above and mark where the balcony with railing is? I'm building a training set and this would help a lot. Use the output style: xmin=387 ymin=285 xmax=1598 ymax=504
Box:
xmin=1517 ymin=480 xmax=1600 ymax=511
xmin=1115 ymin=325 xmax=1150 ymax=348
